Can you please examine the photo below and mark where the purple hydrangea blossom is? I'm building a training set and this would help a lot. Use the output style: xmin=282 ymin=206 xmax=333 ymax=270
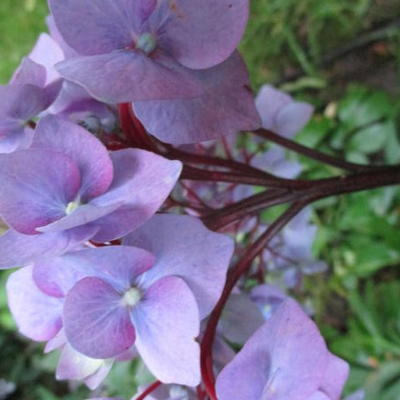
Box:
xmin=216 ymin=299 xmax=349 ymax=400
xmin=7 ymin=215 xmax=233 ymax=387
xmin=49 ymin=0 xmax=250 ymax=103
xmin=255 ymin=85 xmax=314 ymax=138
xmin=0 ymin=116 xmax=181 ymax=268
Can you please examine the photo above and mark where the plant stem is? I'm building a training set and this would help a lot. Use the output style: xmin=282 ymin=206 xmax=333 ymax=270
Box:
xmin=255 ymin=128 xmax=373 ymax=172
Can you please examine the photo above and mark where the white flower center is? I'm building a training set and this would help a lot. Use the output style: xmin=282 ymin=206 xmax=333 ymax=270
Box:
xmin=122 ymin=287 xmax=141 ymax=307
xmin=65 ymin=201 xmax=80 ymax=215
xmin=136 ymin=33 xmax=157 ymax=54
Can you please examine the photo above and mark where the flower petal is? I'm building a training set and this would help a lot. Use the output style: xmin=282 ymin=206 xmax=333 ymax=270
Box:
xmin=157 ymin=0 xmax=249 ymax=69
xmin=34 ymin=246 xmax=155 ymax=297
xmin=7 ymin=266 xmax=62 ymax=341
xmin=49 ymin=0 xmax=134 ymax=55
xmin=0 ymin=149 xmax=81 ymax=234
xmin=56 ymin=50 xmax=202 ymax=103
xmin=0 ymin=225 xmax=97 ymax=270
xmin=64 ymin=277 xmax=136 ymax=359
xmin=124 ymin=214 xmax=233 ymax=318
xmin=134 ymin=52 xmax=260 ymax=144
xmin=91 ymin=149 xmax=182 ymax=242
xmin=132 ymin=276 xmax=200 ymax=386
xmin=33 ymin=116 xmax=113 ymax=200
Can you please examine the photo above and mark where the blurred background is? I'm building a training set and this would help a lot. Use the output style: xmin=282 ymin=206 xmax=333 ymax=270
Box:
xmin=1 ymin=0 xmax=400 ymax=399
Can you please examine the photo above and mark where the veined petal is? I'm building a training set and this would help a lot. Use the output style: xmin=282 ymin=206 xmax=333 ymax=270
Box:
xmin=64 ymin=277 xmax=136 ymax=359
xmin=132 ymin=276 xmax=200 ymax=386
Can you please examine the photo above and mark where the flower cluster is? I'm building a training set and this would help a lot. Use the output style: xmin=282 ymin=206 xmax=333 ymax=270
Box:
xmin=0 ymin=1 xmax=357 ymax=400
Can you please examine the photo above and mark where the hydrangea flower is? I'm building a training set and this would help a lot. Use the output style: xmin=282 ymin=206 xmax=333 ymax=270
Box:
xmin=256 ymin=85 xmax=314 ymax=138
xmin=0 ymin=116 xmax=181 ymax=268
xmin=7 ymin=215 xmax=233 ymax=386
xmin=216 ymin=299 xmax=349 ymax=400
xmin=49 ymin=0 xmax=250 ymax=103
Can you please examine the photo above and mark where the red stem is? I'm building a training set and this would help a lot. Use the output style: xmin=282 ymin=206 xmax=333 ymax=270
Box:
xmin=134 ymin=381 xmax=162 ymax=400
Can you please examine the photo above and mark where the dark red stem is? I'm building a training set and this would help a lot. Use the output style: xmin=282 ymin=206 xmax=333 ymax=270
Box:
xmin=134 ymin=381 xmax=162 ymax=400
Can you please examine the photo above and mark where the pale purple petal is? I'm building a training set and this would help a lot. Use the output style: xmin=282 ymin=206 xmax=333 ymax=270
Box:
xmin=91 ymin=149 xmax=182 ymax=242
xmin=29 ymin=33 xmax=64 ymax=84
xmin=64 ymin=277 xmax=136 ymax=359
xmin=216 ymin=299 xmax=330 ymax=400
xmin=49 ymin=0 xmax=134 ymax=55
xmin=320 ymin=354 xmax=349 ymax=400
xmin=157 ymin=0 xmax=249 ymax=69
xmin=56 ymin=50 xmax=202 ymax=103
xmin=56 ymin=344 xmax=108 ymax=381
xmin=6 ymin=266 xmax=62 ymax=341
xmin=37 ymin=203 xmax=122 ymax=234
xmin=11 ymin=58 xmax=46 ymax=86
xmin=0 ymin=149 xmax=81 ymax=234
xmin=134 ymin=52 xmax=260 ymax=144
xmin=0 ymin=225 xmax=97 ymax=270
xmin=34 ymin=246 xmax=155 ymax=297
xmin=123 ymin=214 xmax=233 ymax=318
xmin=132 ymin=276 xmax=200 ymax=385
xmin=0 ymin=84 xmax=49 ymax=121
xmin=33 ymin=116 xmax=113 ymax=200
xmin=276 ymin=101 xmax=314 ymax=138
xmin=255 ymin=85 xmax=314 ymax=138
xmin=307 ymin=392 xmax=331 ymax=400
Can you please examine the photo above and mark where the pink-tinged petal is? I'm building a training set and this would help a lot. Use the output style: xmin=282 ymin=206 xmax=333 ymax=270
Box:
xmin=157 ymin=0 xmax=249 ymax=69
xmin=6 ymin=266 xmax=62 ymax=341
xmin=29 ymin=33 xmax=64 ymax=84
xmin=48 ymin=0 xmax=134 ymax=55
xmin=0 ymin=149 xmax=81 ymax=234
xmin=34 ymin=246 xmax=155 ymax=297
xmin=219 ymin=293 xmax=265 ymax=344
xmin=0 ymin=225 xmax=97 ymax=270
xmin=320 ymin=354 xmax=349 ymax=400
xmin=124 ymin=214 xmax=233 ymax=319
xmin=11 ymin=58 xmax=46 ymax=87
xmin=217 ymin=299 xmax=330 ymax=400
xmin=134 ymin=52 xmax=260 ymax=144
xmin=132 ymin=276 xmax=200 ymax=386
xmin=276 ymin=101 xmax=314 ymax=138
xmin=33 ymin=116 xmax=113 ymax=200
xmin=91 ymin=149 xmax=182 ymax=242
xmin=56 ymin=50 xmax=202 ymax=103
xmin=64 ymin=277 xmax=136 ymax=359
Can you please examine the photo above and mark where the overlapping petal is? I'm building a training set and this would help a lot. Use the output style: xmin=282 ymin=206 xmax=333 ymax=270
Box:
xmin=56 ymin=50 xmax=202 ymax=103
xmin=0 ymin=149 xmax=81 ymax=234
xmin=134 ymin=52 xmax=260 ymax=144
xmin=123 ymin=214 xmax=233 ymax=318
xmin=216 ymin=299 xmax=331 ymax=400
xmin=32 ymin=116 xmax=114 ymax=200
xmin=7 ymin=266 xmax=63 ymax=341
xmin=91 ymin=149 xmax=182 ymax=242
